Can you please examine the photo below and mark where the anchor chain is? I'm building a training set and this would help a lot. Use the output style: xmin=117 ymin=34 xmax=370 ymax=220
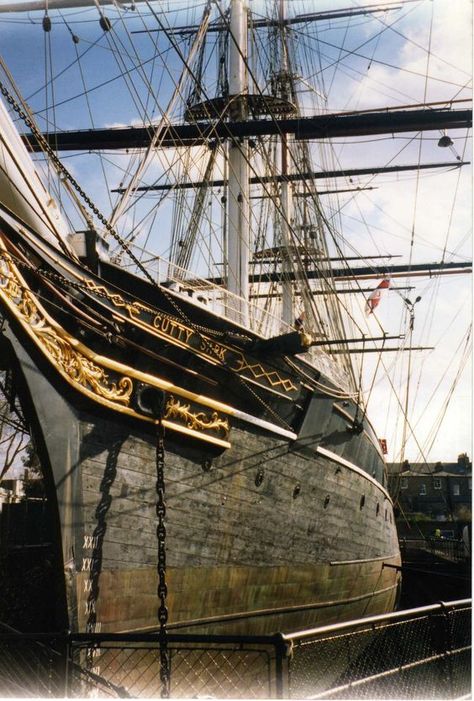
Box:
xmin=0 ymin=79 xmax=255 ymax=347
xmin=0 ymin=79 xmax=159 ymax=287
xmin=0 ymin=81 xmax=295 ymax=431
xmin=156 ymin=412 xmax=170 ymax=698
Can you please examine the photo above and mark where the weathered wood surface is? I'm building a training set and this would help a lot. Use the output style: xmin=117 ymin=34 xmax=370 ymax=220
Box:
xmin=74 ymin=414 xmax=399 ymax=634
xmin=1 ymin=318 xmax=400 ymax=638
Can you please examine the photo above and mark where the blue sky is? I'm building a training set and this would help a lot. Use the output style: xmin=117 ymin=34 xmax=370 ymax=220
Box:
xmin=0 ymin=0 xmax=471 ymax=463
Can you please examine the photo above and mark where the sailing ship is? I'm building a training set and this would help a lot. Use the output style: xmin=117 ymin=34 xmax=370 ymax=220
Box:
xmin=0 ymin=0 xmax=470 ymax=638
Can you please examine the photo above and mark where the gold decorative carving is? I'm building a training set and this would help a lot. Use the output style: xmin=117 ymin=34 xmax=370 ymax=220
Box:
xmin=232 ymin=356 xmax=297 ymax=392
xmin=0 ymin=249 xmax=231 ymax=447
xmin=165 ymin=396 xmax=229 ymax=437
xmin=40 ymin=327 xmax=133 ymax=403
xmin=83 ymin=278 xmax=296 ymax=393
xmin=0 ymin=251 xmax=133 ymax=405
xmin=83 ymin=279 xmax=144 ymax=319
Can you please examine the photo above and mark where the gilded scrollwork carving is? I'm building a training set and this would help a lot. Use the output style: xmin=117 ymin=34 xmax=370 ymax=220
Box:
xmin=0 ymin=251 xmax=133 ymax=405
xmin=0 ymin=248 xmax=231 ymax=447
xmin=165 ymin=396 xmax=229 ymax=437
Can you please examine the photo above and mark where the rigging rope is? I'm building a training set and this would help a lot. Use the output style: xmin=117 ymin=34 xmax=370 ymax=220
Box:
xmin=414 ymin=324 xmax=471 ymax=462
xmin=398 ymin=1 xmax=434 ymax=467
xmin=109 ymin=0 xmax=213 ymax=228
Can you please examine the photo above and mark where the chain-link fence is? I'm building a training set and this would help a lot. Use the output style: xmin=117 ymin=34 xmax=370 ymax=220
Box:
xmin=0 ymin=600 xmax=470 ymax=699
xmin=285 ymin=599 xmax=471 ymax=699
xmin=68 ymin=635 xmax=285 ymax=698
xmin=0 ymin=628 xmax=67 ymax=697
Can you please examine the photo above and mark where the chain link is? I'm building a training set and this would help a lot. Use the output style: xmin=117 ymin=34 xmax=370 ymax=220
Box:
xmin=1 ymin=80 xmax=295 ymax=431
xmin=0 ymin=79 xmax=256 ymax=343
xmin=156 ymin=414 xmax=170 ymax=698
xmin=0 ymin=79 xmax=162 ymax=288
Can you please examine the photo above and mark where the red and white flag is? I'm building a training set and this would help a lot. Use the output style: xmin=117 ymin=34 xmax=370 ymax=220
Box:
xmin=366 ymin=278 xmax=391 ymax=314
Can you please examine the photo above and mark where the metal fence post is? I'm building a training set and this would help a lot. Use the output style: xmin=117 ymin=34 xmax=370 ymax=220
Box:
xmin=429 ymin=604 xmax=451 ymax=698
xmin=440 ymin=603 xmax=454 ymax=696
xmin=274 ymin=634 xmax=290 ymax=699
xmin=64 ymin=632 xmax=71 ymax=698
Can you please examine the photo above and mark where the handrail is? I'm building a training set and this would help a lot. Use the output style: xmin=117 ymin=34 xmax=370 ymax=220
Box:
xmin=282 ymin=598 xmax=472 ymax=642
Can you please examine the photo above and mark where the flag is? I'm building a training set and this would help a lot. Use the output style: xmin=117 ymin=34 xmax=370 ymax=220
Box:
xmin=366 ymin=278 xmax=391 ymax=314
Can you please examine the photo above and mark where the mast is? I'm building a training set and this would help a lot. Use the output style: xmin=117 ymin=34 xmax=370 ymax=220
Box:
xmin=227 ymin=0 xmax=249 ymax=324
xmin=279 ymin=0 xmax=294 ymax=328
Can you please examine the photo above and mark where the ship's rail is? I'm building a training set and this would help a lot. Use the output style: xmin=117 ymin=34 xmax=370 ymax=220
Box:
xmin=0 ymin=599 xmax=470 ymax=698
xmin=114 ymin=244 xmax=353 ymax=392
xmin=113 ymin=243 xmax=293 ymax=338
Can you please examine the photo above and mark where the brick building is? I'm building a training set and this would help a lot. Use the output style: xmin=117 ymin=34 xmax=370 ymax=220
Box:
xmin=388 ymin=454 xmax=471 ymax=537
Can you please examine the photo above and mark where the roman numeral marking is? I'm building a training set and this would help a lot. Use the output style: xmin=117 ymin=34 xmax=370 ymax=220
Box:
xmin=82 ymin=557 xmax=93 ymax=571
xmin=84 ymin=600 xmax=96 ymax=615
xmin=83 ymin=535 xmax=98 ymax=550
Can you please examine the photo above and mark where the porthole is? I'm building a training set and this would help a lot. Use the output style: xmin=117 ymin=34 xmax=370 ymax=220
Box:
xmin=360 ymin=495 xmax=365 ymax=510
xmin=293 ymin=484 xmax=301 ymax=499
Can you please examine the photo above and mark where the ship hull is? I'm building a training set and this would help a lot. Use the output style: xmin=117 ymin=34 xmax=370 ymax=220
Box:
xmin=1 ymin=315 xmax=400 ymax=636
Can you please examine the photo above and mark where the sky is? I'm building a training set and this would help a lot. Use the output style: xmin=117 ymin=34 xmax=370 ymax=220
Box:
xmin=0 ymin=0 xmax=471 ymax=465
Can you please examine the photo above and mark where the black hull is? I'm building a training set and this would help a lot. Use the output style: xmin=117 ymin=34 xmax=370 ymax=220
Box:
xmin=1 ymin=316 xmax=400 ymax=635
xmin=0 ymin=217 xmax=400 ymax=635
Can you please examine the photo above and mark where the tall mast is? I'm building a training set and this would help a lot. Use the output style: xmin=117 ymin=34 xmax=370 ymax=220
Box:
xmin=279 ymin=0 xmax=294 ymax=328
xmin=227 ymin=0 xmax=250 ymax=325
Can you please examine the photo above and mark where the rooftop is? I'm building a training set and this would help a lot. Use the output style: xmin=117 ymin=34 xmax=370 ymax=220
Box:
xmin=387 ymin=455 xmax=471 ymax=476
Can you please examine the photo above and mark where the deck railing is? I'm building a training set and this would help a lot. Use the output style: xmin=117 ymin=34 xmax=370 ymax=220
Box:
xmin=115 ymin=244 xmax=292 ymax=339
xmin=113 ymin=244 xmax=353 ymax=392
xmin=0 ymin=599 xmax=470 ymax=698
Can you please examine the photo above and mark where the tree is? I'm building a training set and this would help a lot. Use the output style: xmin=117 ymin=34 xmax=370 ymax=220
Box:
xmin=22 ymin=442 xmax=45 ymax=498
xmin=0 ymin=371 xmax=29 ymax=481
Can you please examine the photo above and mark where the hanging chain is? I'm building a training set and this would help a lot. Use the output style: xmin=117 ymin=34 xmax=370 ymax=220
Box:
xmin=156 ymin=411 xmax=170 ymax=698
xmin=0 ymin=79 xmax=160 ymax=287
xmin=0 ymin=80 xmax=295 ymax=431
xmin=0 ymin=81 xmax=204 ymax=324
xmin=0 ymin=79 xmax=254 ymax=341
